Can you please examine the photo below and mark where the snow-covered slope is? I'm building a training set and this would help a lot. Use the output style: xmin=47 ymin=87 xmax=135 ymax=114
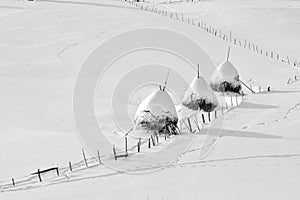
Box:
xmin=0 ymin=0 xmax=300 ymax=199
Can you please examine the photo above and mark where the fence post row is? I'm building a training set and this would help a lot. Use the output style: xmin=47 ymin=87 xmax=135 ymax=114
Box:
xmin=128 ymin=0 xmax=299 ymax=68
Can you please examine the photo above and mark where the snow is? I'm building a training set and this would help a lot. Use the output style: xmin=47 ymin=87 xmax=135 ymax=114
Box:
xmin=183 ymin=75 xmax=219 ymax=106
xmin=0 ymin=0 xmax=300 ymax=199
xmin=134 ymin=88 xmax=178 ymax=122
xmin=211 ymin=60 xmax=240 ymax=85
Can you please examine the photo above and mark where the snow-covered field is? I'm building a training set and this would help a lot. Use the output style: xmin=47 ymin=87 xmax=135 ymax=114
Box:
xmin=0 ymin=0 xmax=299 ymax=199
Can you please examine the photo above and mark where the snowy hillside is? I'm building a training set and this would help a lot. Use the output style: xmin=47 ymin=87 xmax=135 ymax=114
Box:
xmin=0 ymin=0 xmax=299 ymax=199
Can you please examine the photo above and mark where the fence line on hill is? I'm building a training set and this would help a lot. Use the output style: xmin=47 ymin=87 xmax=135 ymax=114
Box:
xmin=124 ymin=0 xmax=300 ymax=72
xmin=0 ymin=89 xmax=255 ymax=191
xmin=0 ymin=0 xmax=269 ymax=191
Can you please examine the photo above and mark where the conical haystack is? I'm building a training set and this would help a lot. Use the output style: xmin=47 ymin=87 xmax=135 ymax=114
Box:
xmin=182 ymin=65 xmax=219 ymax=113
xmin=210 ymin=47 xmax=242 ymax=94
xmin=134 ymin=88 xmax=179 ymax=135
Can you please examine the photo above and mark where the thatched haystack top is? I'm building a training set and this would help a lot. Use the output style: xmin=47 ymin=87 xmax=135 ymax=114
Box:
xmin=134 ymin=89 xmax=178 ymax=121
xmin=211 ymin=61 xmax=239 ymax=84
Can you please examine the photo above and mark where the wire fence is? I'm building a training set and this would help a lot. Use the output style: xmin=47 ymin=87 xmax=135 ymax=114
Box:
xmin=0 ymin=0 xmax=274 ymax=192
xmin=0 ymin=88 xmax=256 ymax=192
xmin=125 ymin=0 xmax=300 ymax=71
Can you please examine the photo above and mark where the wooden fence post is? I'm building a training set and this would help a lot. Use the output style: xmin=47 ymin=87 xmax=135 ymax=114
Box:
xmin=137 ymin=138 xmax=141 ymax=153
xmin=187 ymin=117 xmax=192 ymax=132
xmin=148 ymin=138 xmax=151 ymax=148
xmin=202 ymin=113 xmax=205 ymax=123
xmin=151 ymin=135 xmax=155 ymax=146
xmin=69 ymin=161 xmax=72 ymax=171
xmin=97 ymin=150 xmax=102 ymax=164
xmin=194 ymin=120 xmax=201 ymax=132
xmin=125 ymin=137 xmax=128 ymax=156
xmin=82 ymin=148 xmax=88 ymax=167
xmin=215 ymin=110 xmax=217 ymax=118
xmin=38 ymin=169 xmax=42 ymax=182
xmin=208 ymin=112 xmax=211 ymax=122
xmin=12 ymin=178 xmax=15 ymax=186
xmin=113 ymin=145 xmax=117 ymax=160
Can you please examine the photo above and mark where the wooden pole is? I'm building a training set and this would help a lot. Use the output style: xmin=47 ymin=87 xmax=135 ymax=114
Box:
xmin=12 ymin=178 xmax=15 ymax=186
xmin=125 ymin=137 xmax=128 ymax=156
xmin=194 ymin=120 xmax=201 ymax=132
xmin=151 ymin=135 xmax=155 ymax=146
xmin=215 ymin=110 xmax=217 ymax=118
xmin=113 ymin=145 xmax=117 ymax=161
xmin=137 ymin=139 xmax=141 ymax=153
xmin=38 ymin=169 xmax=42 ymax=182
xmin=239 ymin=79 xmax=255 ymax=94
xmin=208 ymin=112 xmax=211 ymax=122
xmin=82 ymin=149 xmax=88 ymax=167
xmin=148 ymin=138 xmax=151 ymax=149
xmin=97 ymin=150 xmax=102 ymax=164
xmin=202 ymin=113 xmax=205 ymax=123
xmin=56 ymin=168 xmax=59 ymax=176
xmin=227 ymin=46 xmax=231 ymax=61
xmin=187 ymin=118 xmax=193 ymax=132
xmin=69 ymin=161 xmax=72 ymax=171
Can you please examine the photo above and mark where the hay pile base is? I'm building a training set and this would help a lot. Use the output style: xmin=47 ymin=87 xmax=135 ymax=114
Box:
xmin=135 ymin=110 xmax=179 ymax=135
xmin=210 ymin=81 xmax=242 ymax=94
xmin=182 ymin=98 xmax=217 ymax=112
